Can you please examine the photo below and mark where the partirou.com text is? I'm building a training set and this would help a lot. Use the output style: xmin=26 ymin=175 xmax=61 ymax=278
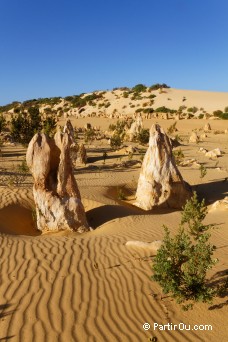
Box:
xmin=143 ymin=322 xmax=212 ymax=331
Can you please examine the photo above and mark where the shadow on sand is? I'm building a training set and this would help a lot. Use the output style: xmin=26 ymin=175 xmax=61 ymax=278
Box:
xmin=0 ymin=303 xmax=16 ymax=341
xmin=193 ymin=179 xmax=228 ymax=203
xmin=208 ymin=269 xmax=228 ymax=310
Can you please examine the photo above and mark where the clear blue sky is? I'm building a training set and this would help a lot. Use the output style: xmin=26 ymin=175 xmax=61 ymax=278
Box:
xmin=1 ymin=0 xmax=228 ymax=105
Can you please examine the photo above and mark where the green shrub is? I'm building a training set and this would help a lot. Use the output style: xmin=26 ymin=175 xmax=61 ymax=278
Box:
xmin=18 ymin=158 xmax=29 ymax=173
xmin=187 ymin=107 xmax=198 ymax=114
xmin=173 ymin=148 xmax=184 ymax=165
xmin=152 ymin=192 xmax=218 ymax=310
xmin=110 ymin=134 xmax=122 ymax=149
xmin=0 ymin=114 xmax=6 ymax=133
xmin=123 ymin=92 xmax=129 ymax=98
xmin=104 ymin=102 xmax=111 ymax=108
xmin=43 ymin=116 xmax=57 ymax=137
xmin=220 ymin=113 xmax=228 ymax=119
xmin=111 ymin=120 xmax=127 ymax=135
xmin=199 ymin=164 xmax=207 ymax=179
xmin=11 ymin=106 xmax=42 ymax=144
xmin=84 ymin=128 xmax=96 ymax=143
xmin=136 ymin=128 xmax=150 ymax=144
xmin=179 ymin=105 xmax=187 ymax=111
xmin=143 ymin=108 xmax=154 ymax=114
xmin=0 ymin=101 xmax=21 ymax=114
xmin=155 ymin=106 xmax=176 ymax=114
xmin=117 ymin=187 xmax=126 ymax=200
xmin=109 ymin=124 xmax=116 ymax=131
xmin=167 ymin=121 xmax=177 ymax=135
xmin=213 ymin=110 xmax=228 ymax=119
xmin=147 ymin=94 xmax=156 ymax=99
xmin=14 ymin=107 xmax=21 ymax=114
xmin=131 ymin=93 xmax=143 ymax=101
xmin=213 ymin=110 xmax=223 ymax=117
xmin=224 ymin=106 xmax=228 ymax=113
xmin=132 ymin=84 xmax=147 ymax=93
xmin=149 ymin=83 xmax=170 ymax=91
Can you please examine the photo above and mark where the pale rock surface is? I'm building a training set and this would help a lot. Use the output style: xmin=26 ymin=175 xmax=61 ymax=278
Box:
xmin=205 ymin=151 xmax=218 ymax=158
xmin=189 ymin=131 xmax=199 ymax=143
xmin=198 ymin=147 xmax=208 ymax=154
xmin=127 ymin=115 xmax=143 ymax=141
xmin=26 ymin=126 xmax=89 ymax=233
xmin=205 ymin=148 xmax=223 ymax=158
xmin=210 ymin=197 xmax=228 ymax=211
xmin=179 ymin=158 xmax=197 ymax=167
xmin=200 ymin=133 xmax=207 ymax=140
xmin=135 ymin=124 xmax=192 ymax=210
xmin=63 ymin=119 xmax=75 ymax=143
xmin=204 ymin=122 xmax=212 ymax=132
xmin=125 ymin=240 xmax=162 ymax=255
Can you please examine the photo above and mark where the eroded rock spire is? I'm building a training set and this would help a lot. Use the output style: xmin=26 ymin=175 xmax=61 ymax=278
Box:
xmin=135 ymin=124 xmax=192 ymax=210
xmin=26 ymin=122 xmax=89 ymax=232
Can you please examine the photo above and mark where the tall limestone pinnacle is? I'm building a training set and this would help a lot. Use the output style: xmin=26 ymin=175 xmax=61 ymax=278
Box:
xmin=26 ymin=121 xmax=89 ymax=232
xmin=135 ymin=124 xmax=192 ymax=210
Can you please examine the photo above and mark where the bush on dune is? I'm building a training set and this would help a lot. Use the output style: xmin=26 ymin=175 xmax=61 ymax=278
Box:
xmin=152 ymin=192 xmax=221 ymax=310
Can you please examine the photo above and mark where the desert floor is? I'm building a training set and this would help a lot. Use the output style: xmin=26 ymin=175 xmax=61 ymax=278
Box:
xmin=0 ymin=117 xmax=228 ymax=342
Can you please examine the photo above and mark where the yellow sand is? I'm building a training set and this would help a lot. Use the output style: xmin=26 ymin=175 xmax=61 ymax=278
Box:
xmin=0 ymin=115 xmax=228 ymax=341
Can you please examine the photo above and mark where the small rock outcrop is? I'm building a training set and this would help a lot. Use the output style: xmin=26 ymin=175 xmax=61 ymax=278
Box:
xmin=26 ymin=125 xmax=89 ymax=233
xmin=127 ymin=116 xmax=143 ymax=141
xmin=125 ymin=240 xmax=162 ymax=255
xmin=189 ymin=131 xmax=199 ymax=143
xmin=210 ymin=197 xmax=228 ymax=211
xmin=205 ymin=148 xmax=222 ymax=158
xmin=204 ymin=122 xmax=211 ymax=132
xmin=135 ymin=124 xmax=192 ymax=210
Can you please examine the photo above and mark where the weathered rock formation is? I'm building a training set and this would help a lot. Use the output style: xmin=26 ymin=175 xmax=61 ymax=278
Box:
xmin=205 ymin=148 xmax=222 ymax=158
xmin=134 ymin=124 xmax=192 ymax=210
xmin=204 ymin=122 xmax=211 ymax=132
xmin=127 ymin=115 xmax=143 ymax=141
xmin=77 ymin=143 xmax=87 ymax=164
xmin=26 ymin=126 xmax=89 ymax=232
xmin=189 ymin=131 xmax=199 ymax=143
xmin=63 ymin=119 xmax=75 ymax=142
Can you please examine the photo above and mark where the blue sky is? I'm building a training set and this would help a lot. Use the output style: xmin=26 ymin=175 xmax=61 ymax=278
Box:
xmin=0 ymin=0 xmax=228 ymax=105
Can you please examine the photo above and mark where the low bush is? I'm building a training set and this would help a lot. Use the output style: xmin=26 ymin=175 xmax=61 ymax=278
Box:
xmin=149 ymin=83 xmax=170 ymax=91
xmin=155 ymin=106 xmax=176 ymax=114
xmin=187 ymin=107 xmax=198 ymax=114
xmin=110 ymin=134 xmax=122 ymax=149
xmin=0 ymin=114 xmax=6 ymax=133
xmin=167 ymin=121 xmax=177 ymax=135
xmin=136 ymin=128 xmax=150 ymax=144
xmin=132 ymin=84 xmax=147 ymax=93
xmin=213 ymin=110 xmax=228 ymax=120
xmin=152 ymin=192 xmax=218 ymax=310
xmin=173 ymin=148 xmax=184 ymax=165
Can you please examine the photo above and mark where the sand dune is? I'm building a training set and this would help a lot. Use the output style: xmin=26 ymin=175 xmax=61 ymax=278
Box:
xmin=0 ymin=117 xmax=228 ymax=341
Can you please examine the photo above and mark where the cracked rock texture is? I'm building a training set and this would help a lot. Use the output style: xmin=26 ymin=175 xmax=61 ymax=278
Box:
xmin=26 ymin=124 xmax=89 ymax=232
xmin=135 ymin=124 xmax=192 ymax=210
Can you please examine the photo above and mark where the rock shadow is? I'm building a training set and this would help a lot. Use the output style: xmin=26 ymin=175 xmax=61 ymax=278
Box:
xmin=194 ymin=179 xmax=228 ymax=203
